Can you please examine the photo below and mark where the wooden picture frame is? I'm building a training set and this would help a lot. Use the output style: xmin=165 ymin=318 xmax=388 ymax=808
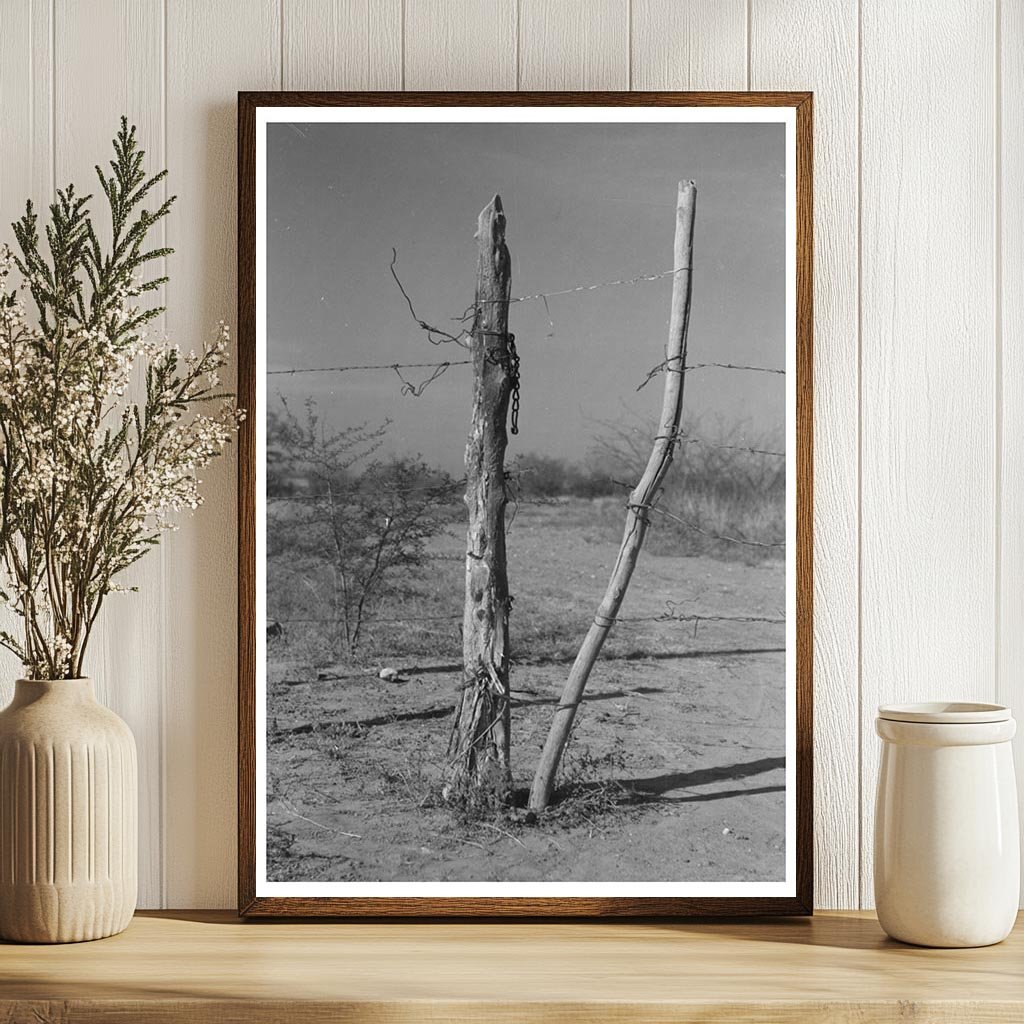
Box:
xmin=238 ymin=91 xmax=813 ymax=918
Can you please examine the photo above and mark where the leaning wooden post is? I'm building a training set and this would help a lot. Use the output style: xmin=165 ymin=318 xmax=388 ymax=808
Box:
xmin=444 ymin=195 xmax=514 ymax=806
xmin=528 ymin=181 xmax=697 ymax=814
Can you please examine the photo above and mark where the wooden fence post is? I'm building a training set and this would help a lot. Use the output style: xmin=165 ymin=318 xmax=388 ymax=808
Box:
xmin=527 ymin=181 xmax=697 ymax=814
xmin=444 ymin=195 xmax=514 ymax=807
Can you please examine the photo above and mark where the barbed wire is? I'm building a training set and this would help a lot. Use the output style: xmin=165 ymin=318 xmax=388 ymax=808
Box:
xmin=635 ymin=610 xmax=784 ymax=626
xmin=267 ymin=357 xmax=785 ymax=393
xmin=268 ymin=359 xmax=470 ymax=377
xmin=630 ymin=500 xmax=786 ymax=550
xmin=388 ymin=256 xmax=688 ymax=314
xmin=603 ymin=478 xmax=784 ymax=551
xmin=394 ymin=361 xmax=452 ymax=396
xmin=617 ymin=604 xmax=785 ymax=639
xmin=637 ymin=356 xmax=785 ymax=392
xmin=271 ymin=261 xmax=783 ymax=395
xmin=390 ymin=248 xmax=471 ymax=348
xmin=656 ymin=432 xmax=786 ymax=458
xmin=506 ymin=265 xmax=689 ymax=304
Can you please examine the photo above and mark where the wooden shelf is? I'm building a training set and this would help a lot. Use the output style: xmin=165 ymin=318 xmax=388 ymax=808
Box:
xmin=2 ymin=910 xmax=1022 ymax=1022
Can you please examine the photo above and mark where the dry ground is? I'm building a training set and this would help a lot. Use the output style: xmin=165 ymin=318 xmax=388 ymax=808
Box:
xmin=267 ymin=499 xmax=786 ymax=883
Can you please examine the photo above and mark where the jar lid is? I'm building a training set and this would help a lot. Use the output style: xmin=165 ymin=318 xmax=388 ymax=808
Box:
xmin=877 ymin=701 xmax=1011 ymax=724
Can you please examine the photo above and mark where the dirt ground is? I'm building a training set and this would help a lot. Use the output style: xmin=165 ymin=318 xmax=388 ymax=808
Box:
xmin=266 ymin=500 xmax=786 ymax=883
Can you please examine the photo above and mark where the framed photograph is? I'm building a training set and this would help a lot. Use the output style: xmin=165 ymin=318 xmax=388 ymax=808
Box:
xmin=238 ymin=91 xmax=812 ymax=917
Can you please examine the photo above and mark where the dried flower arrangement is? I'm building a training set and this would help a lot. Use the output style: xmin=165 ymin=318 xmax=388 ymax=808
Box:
xmin=0 ymin=119 xmax=241 ymax=679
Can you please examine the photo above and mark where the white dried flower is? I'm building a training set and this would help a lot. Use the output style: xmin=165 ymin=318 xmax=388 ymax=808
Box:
xmin=0 ymin=246 xmax=242 ymax=678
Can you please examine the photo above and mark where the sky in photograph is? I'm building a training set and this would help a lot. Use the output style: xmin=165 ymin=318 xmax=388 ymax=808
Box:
xmin=266 ymin=120 xmax=786 ymax=473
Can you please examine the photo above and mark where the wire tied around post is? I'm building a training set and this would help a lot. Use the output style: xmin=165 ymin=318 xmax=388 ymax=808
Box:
xmin=475 ymin=327 xmax=521 ymax=435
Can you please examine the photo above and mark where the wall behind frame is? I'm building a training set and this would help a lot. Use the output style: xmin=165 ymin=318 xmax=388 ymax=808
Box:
xmin=0 ymin=0 xmax=1017 ymax=911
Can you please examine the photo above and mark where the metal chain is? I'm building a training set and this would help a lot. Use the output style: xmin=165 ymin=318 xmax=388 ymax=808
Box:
xmin=476 ymin=326 xmax=521 ymax=435
xmin=507 ymin=332 xmax=521 ymax=435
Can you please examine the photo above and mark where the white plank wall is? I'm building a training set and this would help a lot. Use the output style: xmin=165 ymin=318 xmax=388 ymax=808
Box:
xmin=859 ymin=0 xmax=998 ymax=909
xmin=1002 ymin=0 xmax=1024 ymax=908
xmin=284 ymin=0 xmax=402 ymax=89
xmin=632 ymin=1 xmax=746 ymax=91
xmin=162 ymin=0 xmax=280 ymax=909
xmin=519 ymin=0 xmax=628 ymax=89
xmin=0 ymin=0 xmax=1019 ymax=910
xmin=750 ymin=0 xmax=860 ymax=913
xmin=0 ymin=3 xmax=51 ymax=689
xmin=0 ymin=0 xmax=52 ymax=904
xmin=405 ymin=1 xmax=516 ymax=89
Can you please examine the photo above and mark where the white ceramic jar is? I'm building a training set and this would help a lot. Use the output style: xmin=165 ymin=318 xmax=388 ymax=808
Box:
xmin=874 ymin=701 xmax=1019 ymax=947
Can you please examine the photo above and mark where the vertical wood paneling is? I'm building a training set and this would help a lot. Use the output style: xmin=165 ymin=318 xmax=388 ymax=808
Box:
xmin=283 ymin=0 xmax=402 ymax=90
xmin=0 ymin=0 xmax=1015 ymax=911
xmin=518 ymin=0 xmax=628 ymax=89
xmin=404 ymin=0 xmax=516 ymax=89
xmin=164 ymin=0 xmax=280 ymax=908
xmin=860 ymin=0 xmax=997 ymax=908
xmin=1000 ymin=0 xmax=1024 ymax=901
xmin=0 ymin=1 xmax=53 ymax=699
xmin=0 ymin=0 xmax=51 ymax=225
xmin=631 ymin=0 xmax=746 ymax=90
xmin=51 ymin=0 xmax=166 ymax=911
xmin=750 ymin=0 xmax=860 ymax=910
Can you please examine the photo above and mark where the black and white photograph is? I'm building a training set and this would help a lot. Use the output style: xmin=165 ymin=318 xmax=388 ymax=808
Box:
xmin=245 ymin=100 xmax=808 ymax=910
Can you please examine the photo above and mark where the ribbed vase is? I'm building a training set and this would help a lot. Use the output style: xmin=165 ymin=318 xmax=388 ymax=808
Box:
xmin=0 ymin=678 xmax=137 ymax=943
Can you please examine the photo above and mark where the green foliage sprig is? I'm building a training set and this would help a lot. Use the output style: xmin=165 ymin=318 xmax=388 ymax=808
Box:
xmin=0 ymin=118 xmax=241 ymax=679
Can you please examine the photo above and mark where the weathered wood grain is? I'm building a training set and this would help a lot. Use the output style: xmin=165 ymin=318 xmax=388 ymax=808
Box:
xmin=2 ymin=910 xmax=1024 ymax=1022
xmin=404 ymin=0 xmax=516 ymax=90
xmin=0 ymin=0 xmax=51 ymax=238
xmin=448 ymin=195 xmax=514 ymax=801
xmin=519 ymin=0 xmax=629 ymax=89
xmin=631 ymin=0 xmax=746 ymax=91
xmin=284 ymin=0 xmax=402 ymax=90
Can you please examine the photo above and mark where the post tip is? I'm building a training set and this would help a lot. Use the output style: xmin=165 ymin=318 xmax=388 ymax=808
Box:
xmin=478 ymin=194 xmax=503 ymax=220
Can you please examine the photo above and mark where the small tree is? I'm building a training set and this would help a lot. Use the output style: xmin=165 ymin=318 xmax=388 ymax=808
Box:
xmin=268 ymin=399 xmax=457 ymax=657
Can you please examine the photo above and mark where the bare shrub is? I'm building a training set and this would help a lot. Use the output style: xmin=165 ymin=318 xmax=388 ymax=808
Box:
xmin=267 ymin=398 xmax=461 ymax=659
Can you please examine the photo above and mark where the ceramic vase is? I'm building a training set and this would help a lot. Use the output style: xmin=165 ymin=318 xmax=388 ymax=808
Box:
xmin=874 ymin=701 xmax=1019 ymax=947
xmin=0 ymin=678 xmax=137 ymax=943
